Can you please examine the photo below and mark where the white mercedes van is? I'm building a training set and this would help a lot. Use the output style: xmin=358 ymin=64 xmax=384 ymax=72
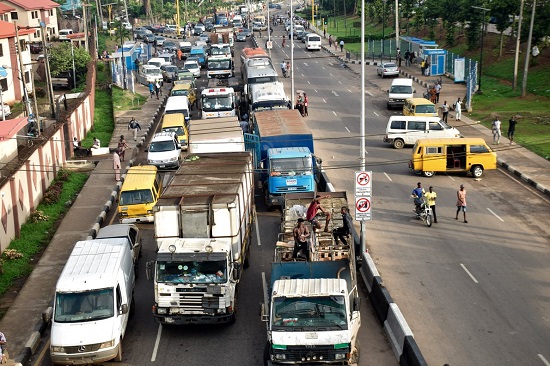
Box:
xmin=383 ymin=116 xmax=461 ymax=149
xmin=387 ymin=78 xmax=415 ymax=109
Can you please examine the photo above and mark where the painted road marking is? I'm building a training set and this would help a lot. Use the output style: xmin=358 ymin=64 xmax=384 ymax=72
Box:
xmin=331 ymin=91 xmax=339 ymax=97
xmin=373 ymin=111 xmax=379 ymax=117
xmin=151 ymin=324 xmax=163 ymax=361
xmin=322 ymin=99 xmax=327 ymax=103
xmin=538 ymin=354 xmax=550 ymax=366
xmin=332 ymin=111 xmax=337 ymax=116
xmin=314 ymin=89 xmax=318 ymax=93
xmin=460 ymin=264 xmax=479 ymax=284
xmin=348 ymin=89 xmax=353 ymax=93
xmin=329 ymin=73 xmax=333 ymax=77
xmin=365 ymin=90 xmax=374 ymax=97
xmin=345 ymin=127 xmax=350 ymax=133
xmin=255 ymin=210 xmax=262 ymax=246
xmin=384 ymin=172 xmax=392 ymax=181
xmin=303 ymin=62 xmax=309 ymax=66
xmin=338 ymin=80 xmax=342 ymax=84
xmin=307 ymin=80 xmax=311 ymax=84
xmin=487 ymin=208 xmax=504 ymax=222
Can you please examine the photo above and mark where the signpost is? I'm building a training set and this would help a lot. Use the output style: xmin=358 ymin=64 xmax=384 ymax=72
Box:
xmin=355 ymin=171 xmax=372 ymax=221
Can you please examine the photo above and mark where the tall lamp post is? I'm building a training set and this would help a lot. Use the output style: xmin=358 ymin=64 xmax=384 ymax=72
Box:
xmin=382 ymin=0 xmax=387 ymax=56
xmin=472 ymin=6 xmax=489 ymax=94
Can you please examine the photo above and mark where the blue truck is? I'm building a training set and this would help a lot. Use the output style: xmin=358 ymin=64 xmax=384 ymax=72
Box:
xmin=247 ymin=109 xmax=319 ymax=209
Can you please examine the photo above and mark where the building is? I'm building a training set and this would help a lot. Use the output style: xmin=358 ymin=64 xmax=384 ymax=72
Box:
xmin=0 ymin=0 xmax=60 ymax=40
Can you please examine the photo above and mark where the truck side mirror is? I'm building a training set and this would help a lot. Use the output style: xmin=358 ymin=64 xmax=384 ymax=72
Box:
xmin=353 ymin=297 xmax=361 ymax=311
xmin=146 ymin=261 xmax=154 ymax=280
xmin=233 ymin=262 xmax=241 ymax=281
xmin=120 ymin=304 xmax=129 ymax=315
xmin=260 ymin=303 xmax=269 ymax=322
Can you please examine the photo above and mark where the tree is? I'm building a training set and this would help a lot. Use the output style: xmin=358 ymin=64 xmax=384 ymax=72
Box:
xmin=492 ymin=0 xmax=520 ymax=56
xmin=49 ymin=42 xmax=92 ymax=78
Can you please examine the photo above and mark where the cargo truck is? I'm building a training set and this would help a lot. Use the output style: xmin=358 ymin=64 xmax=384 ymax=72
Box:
xmin=188 ymin=117 xmax=245 ymax=154
xmin=147 ymin=152 xmax=254 ymax=324
xmin=200 ymin=87 xmax=238 ymax=119
xmin=247 ymin=110 xmax=319 ymax=208
xmin=206 ymin=54 xmax=234 ymax=79
xmin=261 ymin=192 xmax=361 ymax=366
xmin=247 ymin=81 xmax=289 ymax=113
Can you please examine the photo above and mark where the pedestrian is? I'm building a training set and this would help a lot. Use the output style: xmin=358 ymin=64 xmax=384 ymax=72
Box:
xmin=148 ymin=81 xmax=154 ymax=98
xmin=177 ymin=49 xmax=182 ymax=61
xmin=404 ymin=50 xmax=410 ymax=66
xmin=425 ymin=186 xmax=437 ymax=223
xmin=455 ymin=184 xmax=467 ymax=223
xmin=113 ymin=148 xmax=122 ymax=182
xmin=492 ymin=115 xmax=502 ymax=145
xmin=258 ymin=29 xmax=262 ymax=38
xmin=334 ymin=38 xmax=338 ymax=51
xmin=270 ymin=27 xmax=273 ymax=36
xmin=455 ymin=98 xmax=462 ymax=121
xmin=420 ymin=59 xmax=426 ymax=75
xmin=91 ymin=137 xmax=100 ymax=150
xmin=72 ymin=137 xmax=79 ymax=152
xmin=0 ymin=331 xmax=7 ymax=364
xmin=397 ymin=51 xmax=402 ymax=67
xmin=306 ymin=194 xmax=332 ymax=232
xmin=323 ymin=28 xmax=326 ymax=38
xmin=117 ymin=135 xmax=129 ymax=162
xmin=154 ymin=81 xmax=161 ymax=99
xmin=508 ymin=114 xmax=519 ymax=145
xmin=425 ymin=58 xmax=431 ymax=76
xmin=292 ymin=218 xmax=310 ymax=260
xmin=128 ymin=117 xmax=141 ymax=141
xmin=339 ymin=40 xmax=344 ymax=52
xmin=429 ymin=86 xmax=437 ymax=104
xmin=282 ymin=35 xmax=286 ymax=48
xmin=303 ymin=93 xmax=308 ymax=117
xmin=286 ymin=61 xmax=291 ymax=77
xmin=434 ymin=81 xmax=441 ymax=103
xmin=328 ymin=35 xmax=332 ymax=48
xmin=441 ymin=101 xmax=449 ymax=123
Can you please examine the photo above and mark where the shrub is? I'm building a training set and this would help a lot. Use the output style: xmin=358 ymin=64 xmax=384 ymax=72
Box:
xmin=29 ymin=210 xmax=49 ymax=222
xmin=2 ymin=249 xmax=24 ymax=260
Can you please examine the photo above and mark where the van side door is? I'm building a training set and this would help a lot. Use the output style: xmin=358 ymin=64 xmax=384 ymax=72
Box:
xmin=428 ymin=119 xmax=444 ymax=136
xmin=405 ymin=119 xmax=427 ymax=144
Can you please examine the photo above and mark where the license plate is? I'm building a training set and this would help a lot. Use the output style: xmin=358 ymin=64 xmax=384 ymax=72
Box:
xmin=286 ymin=179 xmax=297 ymax=185
xmin=164 ymin=317 xmax=175 ymax=323
xmin=159 ymin=165 xmax=166 ymax=168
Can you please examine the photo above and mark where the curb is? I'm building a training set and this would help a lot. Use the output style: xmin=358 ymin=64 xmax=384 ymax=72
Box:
xmin=13 ymin=91 xmax=167 ymax=366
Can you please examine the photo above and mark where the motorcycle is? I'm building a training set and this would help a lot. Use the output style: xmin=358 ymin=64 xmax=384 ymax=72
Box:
xmin=281 ymin=66 xmax=287 ymax=78
xmin=413 ymin=197 xmax=433 ymax=227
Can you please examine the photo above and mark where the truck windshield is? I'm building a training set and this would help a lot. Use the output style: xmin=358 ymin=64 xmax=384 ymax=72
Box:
xmin=211 ymin=47 xmax=231 ymax=55
xmin=207 ymin=60 xmax=231 ymax=70
xmin=252 ymin=100 xmax=288 ymax=111
xmin=120 ymin=189 xmax=154 ymax=205
xmin=202 ymin=95 xmax=233 ymax=111
xmin=156 ymin=260 xmax=227 ymax=284
xmin=54 ymin=288 xmax=114 ymax=323
xmin=270 ymin=157 xmax=312 ymax=176
xmin=272 ymin=296 xmax=347 ymax=330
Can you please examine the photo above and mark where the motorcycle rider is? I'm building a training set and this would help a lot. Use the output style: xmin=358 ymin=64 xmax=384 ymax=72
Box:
xmin=411 ymin=182 xmax=425 ymax=215
xmin=280 ymin=60 xmax=287 ymax=78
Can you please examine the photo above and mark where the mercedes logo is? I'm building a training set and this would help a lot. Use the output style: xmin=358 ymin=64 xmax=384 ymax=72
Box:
xmin=78 ymin=345 xmax=86 ymax=352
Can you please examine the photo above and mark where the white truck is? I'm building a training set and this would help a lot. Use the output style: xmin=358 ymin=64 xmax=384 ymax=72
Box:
xmin=248 ymin=81 xmax=289 ymax=113
xmin=200 ymin=86 xmax=238 ymax=119
xmin=206 ymin=54 xmax=234 ymax=79
xmin=188 ymin=117 xmax=245 ymax=154
xmin=262 ymin=192 xmax=361 ymax=365
xmin=147 ymin=152 xmax=254 ymax=324
xmin=50 ymin=239 xmax=135 ymax=365
xmin=135 ymin=64 xmax=163 ymax=85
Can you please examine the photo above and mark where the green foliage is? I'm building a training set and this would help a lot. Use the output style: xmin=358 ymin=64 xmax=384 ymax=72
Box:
xmin=49 ymin=42 xmax=92 ymax=77
xmin=112 ymin=87 xmax=147 ymax=110
xmin=0 ymin=172 xmax=89 ymax=298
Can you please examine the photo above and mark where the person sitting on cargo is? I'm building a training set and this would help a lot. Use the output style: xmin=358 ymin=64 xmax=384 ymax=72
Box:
xmin=292 ymin=218 xmax=310 ymax=260
xmin=306 ymin=195 xmax=332 ymax=232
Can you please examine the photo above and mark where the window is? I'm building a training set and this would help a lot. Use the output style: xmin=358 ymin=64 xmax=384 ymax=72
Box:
xmin=0 ymin=44 xmax=3 ymax=57
xmin=426 ymin=146 xmax=442 ymax=154
xmin=470 ymin=145 xmax=489 ymax=153
xmin=408 ymin=121 xmax=426 ymax=131
xmin=11 ymin=12 xmax=18 ymax=20
xmin=24 ymin=71 xmax=30 ymax=84
xmin=0 ymin=79 xmax=7 ymax=92
xmin=35 ymin=30 xmax=40 ymax=38
xmin=390 ymin=120 xmax=406 ymax=130
xmin=429 ymin=121 xmax=443 ymax=130
xmin=31 ymin=11 xmax=38 ymax=19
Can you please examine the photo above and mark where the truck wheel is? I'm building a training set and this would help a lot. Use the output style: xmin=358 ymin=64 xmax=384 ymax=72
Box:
xmin=263 ymin=342 xmax=271 ymax=366
xmin=422 ymin=171 xmax=435 ymax=177
xmin=350 ymin=338 xmax=360 ymax=365
xmin=393 ymin=139 xmax=405 ymax=149
xmin=113 ymin=340 xmax=123 ymax=362
xmin=471 ymin=165 xmax=484 ymax=178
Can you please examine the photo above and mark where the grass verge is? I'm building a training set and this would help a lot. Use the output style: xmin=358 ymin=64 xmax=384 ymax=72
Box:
xmin=0 ymin=171 xmax=89 ymax=311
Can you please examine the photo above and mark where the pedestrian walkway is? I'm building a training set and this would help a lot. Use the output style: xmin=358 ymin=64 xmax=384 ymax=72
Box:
xmin=309 ymin=27 xmax=550 ymax=196
xmin=0 ymin=82 xmax=165 ymax=366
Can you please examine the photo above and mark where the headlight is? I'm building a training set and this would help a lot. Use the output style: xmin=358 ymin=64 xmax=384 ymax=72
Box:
xmin=334 ymin=353 xmax=346 ymax=360
xmin=157 ymin=308 xmax=168 ymax=314
xmin=274 ymin=354 xmax=286 ymax=360
xmin=51 ymin=346 xmax=65 ymax=353
xmin=99 ymin=339 xmax=115 ymax=349
xmin=169 ymin=156 xmax=178 ymax=162
xmin=388 ymin=98 xmax=395 ymax=102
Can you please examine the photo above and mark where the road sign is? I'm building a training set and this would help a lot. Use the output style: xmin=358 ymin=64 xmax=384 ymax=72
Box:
xmin=355 ymin=196 xmax=372 ymax=221
xmin=355 ymin=171 xmax=372 ymax=195
xmin=266 ymin=41 xmax=273 ymax=49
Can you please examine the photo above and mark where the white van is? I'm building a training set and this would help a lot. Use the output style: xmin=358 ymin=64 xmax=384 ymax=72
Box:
xmin=165 ymin=95 xmax=191 ymax=122
xmin=305 ymin=33 xmax=322 ymax=51
xmin=96 ymin=224 xmax=142 ymax=267
xmin=148 ymin=57 xmax=169 ymax=68
xmin=50 ymin=239 xmax=135 ymax=365
xmin=147 ymin=132 xmax=181 ymax=169
xmin=58 ymin=29 xmax=74 ymax=40
xmin=387 ymin=78 xmax=415 ymax=109
xmin=383 ymin=116 xmax=461 ymax=149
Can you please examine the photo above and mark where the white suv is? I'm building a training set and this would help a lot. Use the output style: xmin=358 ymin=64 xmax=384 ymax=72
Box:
xmin=147 ymin=132 xmax=181 ymax=169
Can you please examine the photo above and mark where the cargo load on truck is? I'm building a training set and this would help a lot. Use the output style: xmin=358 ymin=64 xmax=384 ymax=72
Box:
xmin=188 ymin=117 xmax=245 ymax=154
xmin=261 ymin=192 xmax=361 ymax=366
xmin=147 ymin=152 xmax=254 ymax=325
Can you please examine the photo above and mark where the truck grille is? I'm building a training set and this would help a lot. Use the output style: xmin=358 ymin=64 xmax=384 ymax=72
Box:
xmin=160 ymin=291 xmax=225 ymax=310
xmin=275 ymin=345 xmax=350 ymax=362
xmin=274 ymin=186 xmax=309 ymax=193
xmin=63 ymin=343 xmax=102 ymax=354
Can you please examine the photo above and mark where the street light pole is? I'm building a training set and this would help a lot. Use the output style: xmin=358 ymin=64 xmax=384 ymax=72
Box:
xmin=14 ymin=22 xmax=31 ymax=117
xmin=382 ymin=0 xmax=386 ymax=56
xmin=40 ymin=20 xmax=55 ymax=118
xmin=360 ymin=0 xmax=366 ymax=255
xmin=472 ymin=6 xmax=489 ymax=94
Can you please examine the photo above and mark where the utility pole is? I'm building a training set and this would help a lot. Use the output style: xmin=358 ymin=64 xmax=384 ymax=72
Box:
xmin=41 ymin=20 xmax=55 ymax=118
xmin=83 ymin=2 xmax=89 ymax=52
xmin=513 ymin=0 xmax=525 ymax=91
xmin=522 ymin=0 xmax=536 ymax=97
xmin=395 ymin=0 xmax=399 ymax=53
xmin=360 ymin=0 xmax=367 ymax=257
xmin=472 ymin=6 xmax=489 ymax=94
xmin=14 ymin=21 xmax=31 ymax=117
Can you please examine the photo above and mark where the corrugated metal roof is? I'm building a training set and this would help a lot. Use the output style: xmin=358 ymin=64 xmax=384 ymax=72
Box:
xmin=273 ymin=278 xmax=347 ymax=297
xmin=254 ymin=110 xmax=310 ymax=137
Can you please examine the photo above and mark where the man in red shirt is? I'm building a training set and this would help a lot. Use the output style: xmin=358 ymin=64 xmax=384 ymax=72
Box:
xmin=306 ymin=194 xmax=332 ymax=232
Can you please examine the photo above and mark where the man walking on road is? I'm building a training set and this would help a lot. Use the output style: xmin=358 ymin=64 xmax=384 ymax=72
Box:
xmin=455 ymin=184 xmax=467 ymax=223
xmin=128 ymin=117 xmax=141 ymax=141
xmin=434 ymin=82 xmax=441 ymax=103
xmin=508 ymin=115 xmax=519 ymax=145
xmin=455 ymin=98 xmax=462 ymax=121
xmin=441 ymin=101 xmax=449 ymax=123
xmin=339 ymin=40 xmax=344 ymax=52
xmin=425 ymin=186 xmax=438 ymax=223
xmin=492 ymin=116 xmax=502 ymax=145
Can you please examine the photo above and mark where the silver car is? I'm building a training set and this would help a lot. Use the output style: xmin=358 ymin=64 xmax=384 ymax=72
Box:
xmin=183 ymin=60 xmax=201 ymax=78
xmin=377 ymin=62 xmax=399 ymax=78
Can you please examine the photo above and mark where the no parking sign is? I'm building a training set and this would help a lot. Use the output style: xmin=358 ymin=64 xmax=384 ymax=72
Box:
xmin=355 ymin=197 xmax=372 ymax=221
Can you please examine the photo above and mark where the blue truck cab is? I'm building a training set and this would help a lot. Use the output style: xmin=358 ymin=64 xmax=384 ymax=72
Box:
xmin=189 ymin=45 xmax=207 ymax=67
xmin=266 ymin=147 xmax=315 ymax=206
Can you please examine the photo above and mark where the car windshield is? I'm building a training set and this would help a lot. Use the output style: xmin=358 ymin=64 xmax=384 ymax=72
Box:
xmin=149 ymin=140 xmax=176 ymax=152
xmin=390 ymin=85 xmax=412 ymax=93
xmin=164 ymin=42 xmax=176 ymax=48
xmin=120 ymin=188 xmax=154 ymax=205
xmin=54 ymin=288 xmax=115 ymax=323
xmin=165 ymin=66 xmax=178 ymax=72
xmin=144 ymin=68 xmax=161 ymax=75
xmin=201 ymin=95 xmax=233 ymax=111
xmin=416 ymin=105 xmax=437 ymax=114
xmin=384 ymin=63 xmax=397 ymax=68
xmin=271 ymin=296 xmax=348 ymax=331
xmin=184 ymin=62 xmax=198 ymax=69
xmin=156 ymin=260 xmax=227 ymax=284
xmin=172 ymin=89 xmax=189 ymax=97
xmin=270 ymin=157 xmax=312 ymax=176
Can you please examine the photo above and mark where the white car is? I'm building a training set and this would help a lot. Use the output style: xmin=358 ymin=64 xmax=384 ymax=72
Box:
xmin=0 ymin=103 xmax=11 ymax=118
xmin=183 ymin=60 xmax=201 ymax=78
xmin=377 ymin=62 xmax=399 ymax=78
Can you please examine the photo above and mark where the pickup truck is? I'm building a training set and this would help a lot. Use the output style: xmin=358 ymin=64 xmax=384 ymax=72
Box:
xmin=52 ymin=71 xmax=73 ymax=89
